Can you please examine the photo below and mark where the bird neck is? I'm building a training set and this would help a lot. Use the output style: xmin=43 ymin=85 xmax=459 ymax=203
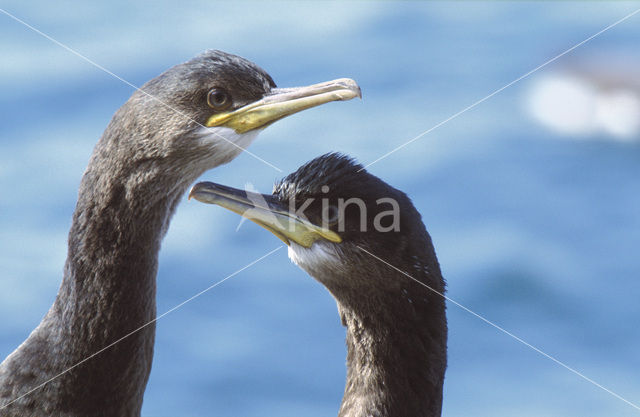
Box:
xmin=61 ymin=156 xmax=185 ymax=332
xmin=34 ymin=153 xmax=191 ymax=414
xmin=335 ymin=282 xmax=447 ymax=417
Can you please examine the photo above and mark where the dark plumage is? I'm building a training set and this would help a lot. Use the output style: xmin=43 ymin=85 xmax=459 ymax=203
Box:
xmin=191 ymin=153 xmax=448 ymax=417
xmin=0 ymin=51 xmax=360 ymax=416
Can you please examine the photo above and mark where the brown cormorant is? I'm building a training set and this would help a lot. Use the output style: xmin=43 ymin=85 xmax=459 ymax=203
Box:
xmin=0 ymin=51 xmax=360 ymax=416
xmin=190 ymin=153 xmax=447 ymax=417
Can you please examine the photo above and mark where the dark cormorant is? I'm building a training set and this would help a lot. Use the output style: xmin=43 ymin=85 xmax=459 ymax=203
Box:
xmin=190 ymin=153 xmax=447 ymax=417
xmin=0 ymin=52 xmax=360 ymax=416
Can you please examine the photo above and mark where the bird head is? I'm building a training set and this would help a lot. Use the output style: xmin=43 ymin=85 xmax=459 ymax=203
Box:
xmin=101 ymin=50 xmax=361 ymax=176
xmin=189 ymin=153 xmax=434 ymax=296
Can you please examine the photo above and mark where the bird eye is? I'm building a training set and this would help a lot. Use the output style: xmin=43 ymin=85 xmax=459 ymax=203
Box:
xmin=324 ymin=205 xmax=341 ymax=226
xmin=207 ymin=88 xmax=231 ymax=110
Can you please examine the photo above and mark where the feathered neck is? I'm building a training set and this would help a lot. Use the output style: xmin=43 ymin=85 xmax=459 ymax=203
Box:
xmin=331 ymin=271 xmax=447 ymax=417
xmin=0 ymin=138 xmax=197 ymax=416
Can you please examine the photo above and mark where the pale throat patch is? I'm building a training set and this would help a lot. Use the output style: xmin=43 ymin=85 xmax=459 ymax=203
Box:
xmin=195 ymin=126 xmax=261 ymax=161
xmin=288 ymin=241 xmax=341 ymax=271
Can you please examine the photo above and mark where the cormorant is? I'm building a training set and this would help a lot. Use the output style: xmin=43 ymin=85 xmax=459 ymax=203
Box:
xmin=0 ymin=51 xmax=360 ymax=416
xmin=190 ymin=153 xmax=447 ymax=417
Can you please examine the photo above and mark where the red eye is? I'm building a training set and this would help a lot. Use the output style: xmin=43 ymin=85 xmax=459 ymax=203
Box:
xmin=207 ymin=88 xmax=231 ymax=110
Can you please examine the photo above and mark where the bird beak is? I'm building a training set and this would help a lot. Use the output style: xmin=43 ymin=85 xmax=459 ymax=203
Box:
xmin=189 ymin=181 xmax=342 ymax=248
xmin=205 ymin=78 xmax=361 ymax=133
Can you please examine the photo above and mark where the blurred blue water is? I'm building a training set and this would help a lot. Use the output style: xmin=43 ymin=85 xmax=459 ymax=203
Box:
xmin=1 ymin=2 xmax=640 ymax=416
